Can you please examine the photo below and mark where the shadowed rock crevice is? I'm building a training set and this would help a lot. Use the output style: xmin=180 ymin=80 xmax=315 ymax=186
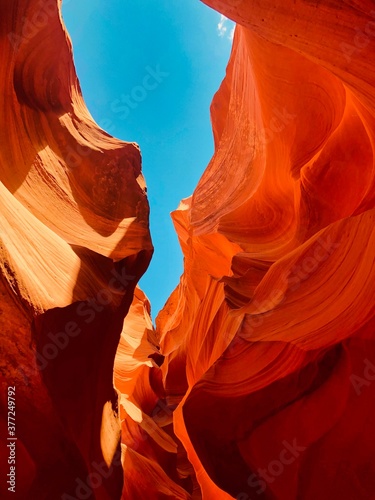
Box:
xmin=2 ymin=0 xmax=375 ymax=499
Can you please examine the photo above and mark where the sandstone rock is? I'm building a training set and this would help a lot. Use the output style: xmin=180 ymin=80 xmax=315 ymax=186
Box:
xmin=2 ymin=0 xmax=375 ymax=498
xmin=154 ymin=1 xmax=375 ymax=498
xmin=0 ymin=1 xmax=151 ymax=497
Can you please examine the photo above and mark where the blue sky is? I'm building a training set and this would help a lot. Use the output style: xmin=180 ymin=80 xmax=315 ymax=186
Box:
xmin=62 ymin=0 xmax=234 ymax=318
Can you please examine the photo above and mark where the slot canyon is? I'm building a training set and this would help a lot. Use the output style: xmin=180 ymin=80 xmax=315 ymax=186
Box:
xmin=1 ymin=0 xmax=375 ymax=498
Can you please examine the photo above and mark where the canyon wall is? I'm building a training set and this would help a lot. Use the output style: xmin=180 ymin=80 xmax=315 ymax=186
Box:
xmin=0 ymin=0 xmax=152 ymax=497
xmin=145 ymin=0 xmax=375 ymax=498
xmin=1 ymin=0 xmax=375 ymax=499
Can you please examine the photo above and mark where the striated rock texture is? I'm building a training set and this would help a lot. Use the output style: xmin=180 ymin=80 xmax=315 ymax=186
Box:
xmin=0 ymin=0 xmax=152 ymax=498
xmin=2 ymin=0 xmax=375 ymax=499
xmin=176 ymin=2 xmax=375 ymax=500
xmin=118 ymin=1 xmax=375 ymax=499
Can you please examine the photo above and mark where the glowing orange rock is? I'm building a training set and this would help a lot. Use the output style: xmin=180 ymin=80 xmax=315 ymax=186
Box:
xmin=2 ymin=0 xmax=375 ymax=498
xmin=151 ymin=1 xmax=375 ymax=499
xmin=0 ymin=0 xmax=151 ymax=497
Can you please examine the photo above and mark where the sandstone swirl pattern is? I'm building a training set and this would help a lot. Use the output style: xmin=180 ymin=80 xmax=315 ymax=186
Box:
xmin=152 ymin=1 xmax=375 ymax=498
xmin=1 ymin=0 xmax=375 ymax=499
xmin=0 ymin=0 xmax=152 ymax=498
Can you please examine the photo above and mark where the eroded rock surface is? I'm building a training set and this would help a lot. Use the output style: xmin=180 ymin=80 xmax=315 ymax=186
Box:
xmin=1 ymin=0 xmax=375 ymax=499
xmin=0 ymin=1 xmax=151 ymax=498
xmin=124 ymin=1 xmax=375 ymax=498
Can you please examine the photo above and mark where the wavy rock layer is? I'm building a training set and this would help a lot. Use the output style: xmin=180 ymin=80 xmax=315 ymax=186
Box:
xmin=119 ymin=1 xmax=375 ymax=499
xmin=2 ymin=0 xmax=375 ymax=499
xmin=0 ymin=1 xmax=152 ymax=498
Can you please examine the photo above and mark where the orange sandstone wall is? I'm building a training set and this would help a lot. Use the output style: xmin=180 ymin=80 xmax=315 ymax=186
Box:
xmin=0 ymin=0 xmax=152 ymax=498
xmin=1 ymin=0 xmax=375 ymax=499
xmin=149 ymin=1 xmax=375 ymax=498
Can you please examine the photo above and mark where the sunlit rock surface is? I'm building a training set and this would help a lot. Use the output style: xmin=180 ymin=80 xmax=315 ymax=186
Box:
xmin=1 ymin=0 xmax=375 ymax=499
xmin=0 ymin=0 xmax=152 ymax=498
xmin=127 ymin=1 xmax=375 ymax=499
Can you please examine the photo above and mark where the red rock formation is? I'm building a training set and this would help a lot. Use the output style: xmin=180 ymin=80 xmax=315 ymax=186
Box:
xmin=153 ymin=1 xmax=375 ymax=498
xmin=0 ymin=0 xmax=152 ymax=498
xmin=2 ymin=0 xmax=375 ymax=499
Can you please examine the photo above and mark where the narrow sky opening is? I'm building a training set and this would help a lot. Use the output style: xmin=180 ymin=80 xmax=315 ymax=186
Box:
xmin=62 ymin=0 xmax=234 ymax=318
